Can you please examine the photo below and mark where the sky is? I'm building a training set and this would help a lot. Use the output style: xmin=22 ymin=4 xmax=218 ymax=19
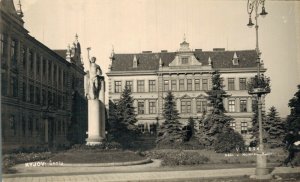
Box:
xmin=17 ymin=0 xmax=300 ymax=117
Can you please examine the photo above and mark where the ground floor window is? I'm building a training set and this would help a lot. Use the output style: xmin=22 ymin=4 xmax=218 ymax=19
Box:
xmin=138 ymin=124 xmax=145 ymax=133
xmin=230 ymin=121 xmax=236 ymax=130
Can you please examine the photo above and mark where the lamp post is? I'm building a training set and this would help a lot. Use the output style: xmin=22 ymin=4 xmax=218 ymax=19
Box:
xmin=246 ymin=0 xmax=272 ymax=179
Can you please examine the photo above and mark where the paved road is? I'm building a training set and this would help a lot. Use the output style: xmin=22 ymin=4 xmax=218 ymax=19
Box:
xmin=2 ymin=166 xmax=300 ymax=182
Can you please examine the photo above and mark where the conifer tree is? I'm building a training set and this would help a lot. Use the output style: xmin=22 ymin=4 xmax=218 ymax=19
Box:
xmin=198 ymin=71 xmax=235 ymax=148
xmin=156 ymin=91 xmax=183 ymax=146
xmin=112 ymin=87 xmax=139 ymax=147
xmin=248 ymin=99 xmax=267 ymax=146
xmin=265 ymin=106 xmax=285 ymax=148
xmin=286 ymin=85 xmax=300 ymax=132
xmin=107 ymin=100 xmax=121 ymax=141
xmin=183 ymin=117 xmax=197 ymax=141
xmin=117 ymin=87 xmax=137 ymax=127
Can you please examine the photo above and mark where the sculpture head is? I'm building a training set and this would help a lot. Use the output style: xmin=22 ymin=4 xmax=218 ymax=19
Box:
xmin=90 ymin=57 xmax=96 ymax=63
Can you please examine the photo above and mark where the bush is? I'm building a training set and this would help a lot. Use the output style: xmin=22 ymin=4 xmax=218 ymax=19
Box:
xmin=147 ymin=150 xmax=209 ymax=166
xmin=70 ymin=141 xmax=122 ymax=151
xmin=2 ymin=152 xmax=53 ymax=173
xmin=213 ymin=130 xmax=245 ymax=153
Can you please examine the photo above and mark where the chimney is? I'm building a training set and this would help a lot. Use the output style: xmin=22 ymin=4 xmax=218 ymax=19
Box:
xmin=213 ymin=48 xmax=225 ymax=52
xmin=142 ymin=51 xmax=152 ymax=53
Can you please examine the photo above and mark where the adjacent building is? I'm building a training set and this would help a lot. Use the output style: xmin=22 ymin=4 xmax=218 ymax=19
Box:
xmin=1 ymin=0 xmax=87 ymax=151
xmin=107 ymin=39 xmax=266 ymax=144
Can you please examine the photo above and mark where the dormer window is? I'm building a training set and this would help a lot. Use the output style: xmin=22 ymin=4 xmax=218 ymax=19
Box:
xmin=233 ymin=59 xmax=239 ymax=65
xmin=232 ymin=52 xmax=239 ymax=65
xmin=133 ymin=55 xmax=138 ymax=68
xmin=181 ymin=57 xmax=189 ymax=64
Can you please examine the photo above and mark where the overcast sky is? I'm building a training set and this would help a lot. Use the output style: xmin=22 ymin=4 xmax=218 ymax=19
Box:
xmin=18 ymin=0 xmax=300 ymax=117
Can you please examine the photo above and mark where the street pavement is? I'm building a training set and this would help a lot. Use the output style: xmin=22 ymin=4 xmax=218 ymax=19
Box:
xmin=2 ymin=160 xmax=300 ymax=182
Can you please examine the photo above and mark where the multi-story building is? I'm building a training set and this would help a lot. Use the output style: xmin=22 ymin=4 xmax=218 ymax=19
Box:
xmin=0 ymin=0 xmax=87 ymax=151
xmin=107 ymin=39 xmax=266 ymax=144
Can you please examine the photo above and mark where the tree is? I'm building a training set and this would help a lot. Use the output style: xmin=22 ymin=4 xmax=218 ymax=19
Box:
xmin=248 ymin=99 xmax=267 ymax=147
xmin=206 ymin=71 xmax=229 ymax=114
xmin=117 ymin=87 xmax=138 ymax=127
xmin=214 ymin=129 xmax=245 ymax=153
xmin=156 ymin=91 xmax=183 ymax=146
xmin=183 ymin=117 xmax=197 ymax=141
xmin=286 ymin=85 xmax=300 ymax=132
xmin=198 ymin=71 xmax=234 ymax=148
xmin=265 ymin=106 xmax=285 ymax=148
xmin=109 ymin=87 xmax=139 ymax=147
xmin=107 ymin=100 xmax=120 ymax=141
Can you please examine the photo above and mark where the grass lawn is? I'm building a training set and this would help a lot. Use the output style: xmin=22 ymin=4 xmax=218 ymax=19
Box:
xmin=48 ymin=150 xmax=147 ymax=163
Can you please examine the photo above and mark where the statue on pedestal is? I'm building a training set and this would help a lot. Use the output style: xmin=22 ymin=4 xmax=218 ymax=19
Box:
xmin=85 ymin=48 xmax=106 ymax=145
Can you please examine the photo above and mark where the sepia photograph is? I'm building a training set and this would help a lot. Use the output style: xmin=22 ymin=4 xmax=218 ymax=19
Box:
xmin=1 ymin=0 xmax=300 ymax=181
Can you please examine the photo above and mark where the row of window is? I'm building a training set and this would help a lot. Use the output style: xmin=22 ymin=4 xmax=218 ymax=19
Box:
xmin=135 ymin=98 xmax=249 ymax=115
xmin=230 ymin=121 xmax=248 ymax=134
xmin=4 ymin=115 xmax=67 ymax=137
xmin=228 ymin=78 xmax=247 ymax=90
xmin=114 ymin=79 xmax=209 ymax=93
xmin=137 ymin=123 xmax=157 ymax=135
xmin=22 ymin=83 xmax=66 ymax=109
xmin=136 ymin=100 xmax=207 ymax=115
xmin=137 ymin=101 xmax=157 ymax=114
xmin=1 ymin=34 xmax=67 ymax=89
xmin=114 ymin=77 xmax=248 ymax=93
xmin=228 ymin=100 xmax=248 ymax=113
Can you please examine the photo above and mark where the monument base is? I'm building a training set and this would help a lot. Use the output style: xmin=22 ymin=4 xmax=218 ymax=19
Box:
xmin=86 ymin=136 xmax=104 ymax=146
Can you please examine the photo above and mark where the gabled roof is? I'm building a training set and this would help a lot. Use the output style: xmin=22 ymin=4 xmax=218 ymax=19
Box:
xmin=110 ymin=50 xmax=257 ymax=72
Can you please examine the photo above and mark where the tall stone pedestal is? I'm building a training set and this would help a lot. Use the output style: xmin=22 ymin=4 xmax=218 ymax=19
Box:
xmin=86 ymin=99 xmax=105 ymax=145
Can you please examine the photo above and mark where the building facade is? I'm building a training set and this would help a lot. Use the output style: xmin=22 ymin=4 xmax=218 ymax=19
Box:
xmin=0 ymin=0 xmax=87 ymax=151
xmin=107 ymin=39 xmax=266 ymax=144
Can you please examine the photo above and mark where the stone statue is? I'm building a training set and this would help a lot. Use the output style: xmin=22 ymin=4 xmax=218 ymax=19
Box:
xmin=85 ymin=57 xmax=104 ymax=100
xmin=85 ymin=53 xmax=106 ymax=145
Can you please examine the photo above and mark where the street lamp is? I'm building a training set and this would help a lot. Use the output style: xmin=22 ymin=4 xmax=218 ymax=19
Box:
xmin=246 ymin=0 xmax=272 ymax=180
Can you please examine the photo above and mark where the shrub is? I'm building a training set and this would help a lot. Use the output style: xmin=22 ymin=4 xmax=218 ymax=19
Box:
xmin=213 ymin=130 xmax=245 ymax=153
xmin=70 ymin=141 xmax=122 ymax=151
xmin=2 ymin=152 xmax=53 ymax=173
xmin=147 ymin=150 xmax=209 ymax=166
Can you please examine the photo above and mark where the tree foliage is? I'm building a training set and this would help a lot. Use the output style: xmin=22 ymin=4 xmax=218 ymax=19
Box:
xmin=248 ymin=99 xmax=267 ymax=147
xmin=107 ymin=87 xmax=139 ymax=148
xmin=156 ymin=91 xmax=183 ymax=146
xmin=117 ymin=87 xmax=138 ymax=127
xmin=214 ymin=129 xmax=245 ymax=153
xmin=206 ymin=71 xmax=229 ymax=114
xmin=198 ymin=71 xmax=234 ymax=148
xmin=183 ymin=117 xmax=197 ymax=142
xmin=286 ymin=85 xmax=300 ymax=132
xmin=265 ymin=106 xmax=285 ymax=148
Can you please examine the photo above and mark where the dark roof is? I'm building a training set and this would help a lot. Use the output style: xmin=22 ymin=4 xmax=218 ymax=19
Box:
xmin=53 ymin=49 xmax=67 ymax=59
xmin=110 ymin=50 xmax=257 ymax=72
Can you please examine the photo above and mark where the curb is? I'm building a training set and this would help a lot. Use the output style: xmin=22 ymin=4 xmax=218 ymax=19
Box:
xmin=56 ymin=158 xmax=152 ymax=167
